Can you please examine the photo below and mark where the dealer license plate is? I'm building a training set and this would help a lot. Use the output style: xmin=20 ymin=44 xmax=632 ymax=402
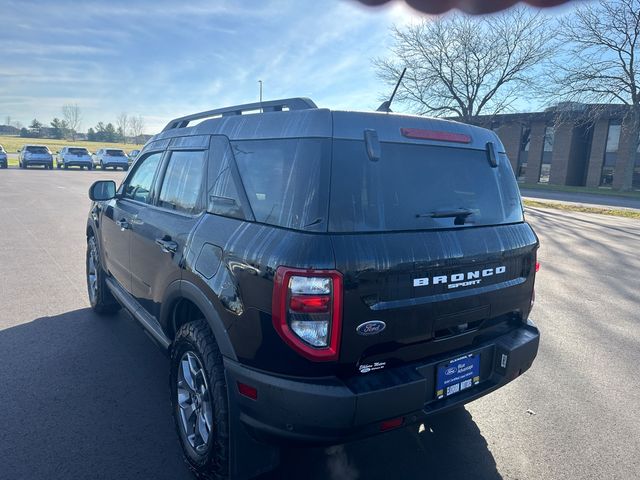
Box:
xmin=436 ymin=353 xmax=480 ymax=399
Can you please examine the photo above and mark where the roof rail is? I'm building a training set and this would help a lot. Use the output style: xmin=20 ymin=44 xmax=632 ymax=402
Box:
xmin=161 ymin=97 xmax=318 ymax=132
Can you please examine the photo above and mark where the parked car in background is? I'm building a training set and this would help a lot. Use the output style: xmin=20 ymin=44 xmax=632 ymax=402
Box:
xmin=18 ymin=145 xmax=54 ymax=169
xmin=57 ymin=146 xmax=93 ymax=170
xmin=92 ymin=148 xmax=129 ymax=170
xmin=0 ymin=145 xmax=7 ymax=169
xmin=128 ymin=149 xmax=140 ymax=164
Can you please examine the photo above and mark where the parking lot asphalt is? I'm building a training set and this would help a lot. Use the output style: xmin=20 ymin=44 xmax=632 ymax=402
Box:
xmin=0 ymin=167 xmax=639 ymax=480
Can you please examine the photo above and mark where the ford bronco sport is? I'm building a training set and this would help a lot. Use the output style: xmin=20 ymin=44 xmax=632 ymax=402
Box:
xmin=86 ymin=98 xmax=540 ymax=479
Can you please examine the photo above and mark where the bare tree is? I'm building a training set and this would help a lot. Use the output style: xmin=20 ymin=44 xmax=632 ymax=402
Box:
xmin=116 ymin=112 xmax=129 ymax=143
xmin=129 ymin=115 xmax=146 ymax=143
xmin=62 ymin=104 xmax=82 ymax=141
xmin=549 ymin=0 xmax=640 ymax=190
xmin=374 ymin=8 xmax=555 ymax=122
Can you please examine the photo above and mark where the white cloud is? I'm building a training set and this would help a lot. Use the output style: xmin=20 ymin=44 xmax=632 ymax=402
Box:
xmin=0 ymin=0 xmax=430 ymax=133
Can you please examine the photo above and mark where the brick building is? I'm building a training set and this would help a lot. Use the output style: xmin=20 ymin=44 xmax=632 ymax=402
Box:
xmin=470 ymin=104 xmax=640 ymax=190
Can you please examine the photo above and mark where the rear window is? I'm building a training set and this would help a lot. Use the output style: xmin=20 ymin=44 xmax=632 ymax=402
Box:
xmin=106 ymin=149 xmax=125 ymax=156
xmin=329 ymin=140 xmax=523 ymax=232
xmin=26 ymin=146 xmax=49 ymax=154
xmin=68 ymin=148 xmax=89 ymax=155
xmin=231 ymin=139 xmax=330 ymax=231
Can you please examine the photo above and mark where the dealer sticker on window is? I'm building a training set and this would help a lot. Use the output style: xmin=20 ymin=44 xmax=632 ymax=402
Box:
xmin=436 ymin=353 xmax=481 ymax=400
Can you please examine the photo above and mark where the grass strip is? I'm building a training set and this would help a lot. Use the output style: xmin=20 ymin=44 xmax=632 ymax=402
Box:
xmin=524 ymin=199 xmax=640 ymax=219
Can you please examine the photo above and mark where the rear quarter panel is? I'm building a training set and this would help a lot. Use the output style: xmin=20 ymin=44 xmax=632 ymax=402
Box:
xmin=182 ymin=214 xmax=338 ymax=375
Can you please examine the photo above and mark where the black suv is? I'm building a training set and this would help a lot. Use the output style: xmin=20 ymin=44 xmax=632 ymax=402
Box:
xmin=87 ymin=98 xmax=540 ymax=480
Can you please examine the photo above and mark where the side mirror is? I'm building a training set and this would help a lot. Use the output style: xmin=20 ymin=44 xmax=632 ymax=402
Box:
xmin=89 ymin=180 xmax=116 ymax=201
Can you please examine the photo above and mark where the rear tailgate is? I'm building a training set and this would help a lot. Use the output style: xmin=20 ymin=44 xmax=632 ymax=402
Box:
xmin=332 ymin=223 xmax=538 ymax=370
xmin=328 ymin=126 xmax=537 ymax=372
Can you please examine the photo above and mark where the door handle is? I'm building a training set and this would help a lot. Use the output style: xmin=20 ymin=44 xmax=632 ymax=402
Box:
xmin=155 ymin=237 xmax=178 ymax=254
xmin=116 ymin=218 xmax=130 ymax=231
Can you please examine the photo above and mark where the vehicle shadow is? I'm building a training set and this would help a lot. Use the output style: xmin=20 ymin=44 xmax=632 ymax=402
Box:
xmin=0 ymin=309 xmax=501 ymax=480
xmin=267 ymin=408 xmax=502 ymax=480
xmin=0 ymin=308 xmax=193 ymax=480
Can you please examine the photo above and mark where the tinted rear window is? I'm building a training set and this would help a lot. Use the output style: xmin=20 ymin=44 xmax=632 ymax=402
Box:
xmin=68 ymin=148 xmax=89 ymax=155
xmin=329 ymin=140 xmax=523 ymax=232
xmin=231 ymin=139 xmax=330 ymax=231
xmin=106 ymin=149 xmax=125 ymax=156
xmin=26 ymin=146 xmax=49 ymax=154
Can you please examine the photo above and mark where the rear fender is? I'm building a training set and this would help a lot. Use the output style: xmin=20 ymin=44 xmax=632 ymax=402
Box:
xmin=160 ymin=279 xmax=237 ymax=361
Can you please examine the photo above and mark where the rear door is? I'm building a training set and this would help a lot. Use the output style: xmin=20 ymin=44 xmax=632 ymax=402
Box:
xmin=101 ymin=151 xmax=163 ymax=292
xmin=129 ymin=140 xmax=208 ymax=319
xmin=328 ymin=138 xmax=538 ymax=368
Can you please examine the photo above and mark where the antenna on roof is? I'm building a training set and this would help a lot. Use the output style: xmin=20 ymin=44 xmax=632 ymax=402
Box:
xmin=377 ymin=67 xmax=406 ymax=113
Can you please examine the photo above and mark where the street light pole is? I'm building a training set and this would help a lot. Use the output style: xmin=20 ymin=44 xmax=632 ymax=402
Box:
xmin=258 ymin=80 xmax=263 ymax=109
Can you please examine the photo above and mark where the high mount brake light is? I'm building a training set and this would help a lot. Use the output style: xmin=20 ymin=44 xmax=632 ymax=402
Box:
xmin=272 ymin=267 xmax=343 ymax=362
xmin=400 ymin=128 xmax=472 ymax=144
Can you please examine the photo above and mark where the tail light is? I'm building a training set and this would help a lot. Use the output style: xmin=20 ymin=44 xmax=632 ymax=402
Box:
xmin=272 ymin=267 xmax=342 ymax=362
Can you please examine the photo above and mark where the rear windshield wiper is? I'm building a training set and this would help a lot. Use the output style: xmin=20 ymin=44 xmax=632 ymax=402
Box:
xmin=416 ymin=208 xmax=474 ymax=219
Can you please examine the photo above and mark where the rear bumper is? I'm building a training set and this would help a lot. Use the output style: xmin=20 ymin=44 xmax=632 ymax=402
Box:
xmin=62 ymin=160 xmax=92 ymax=167
xmin=24 ymin=160 xmax=53 ymax=166
xmin=101 ymin=161 xmax=128 ymax=168
xmin=225 ymin=319 xmax=539 ymax=445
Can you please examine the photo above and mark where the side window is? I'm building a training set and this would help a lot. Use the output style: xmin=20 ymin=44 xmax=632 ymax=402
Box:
xmin=207 ymin=137 xmax=245 ymax=219
xmin=122 ymin=152 xmax=162 ymax=203
xmin=158 ymin=150 xmax=206 ymax=214
xmin=231 ymin=138 xmax=330 ymax=230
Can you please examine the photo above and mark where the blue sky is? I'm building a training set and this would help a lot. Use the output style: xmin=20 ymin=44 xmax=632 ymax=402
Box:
xmin=0 ymin=0 xmax=423 ymax=133
xmin=1 ymin=0 xmax=577 ymax=135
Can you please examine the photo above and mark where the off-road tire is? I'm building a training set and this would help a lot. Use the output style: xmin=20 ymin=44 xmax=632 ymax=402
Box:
xmin=171 ymin=320 xmax=230 ymax=480
xmin=86 ymin=234 xmax=121 ymax=314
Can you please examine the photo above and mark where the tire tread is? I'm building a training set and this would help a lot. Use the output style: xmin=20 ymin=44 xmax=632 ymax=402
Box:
xmin=171 ymin=319 xmax=229 ymax=480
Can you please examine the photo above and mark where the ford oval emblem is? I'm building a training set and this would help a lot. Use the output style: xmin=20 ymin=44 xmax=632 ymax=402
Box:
xmin=356 ymin=320 xmax=386 ymax=336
